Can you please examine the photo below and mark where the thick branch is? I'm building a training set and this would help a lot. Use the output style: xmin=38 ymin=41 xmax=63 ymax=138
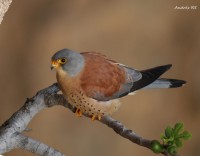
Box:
xmin=0 ymin=0 xmax=12 ymax=24
xmin=17 ymin=133 xmax=64 ymax=156
xmin=0 ymin=84 xmax=63 ymax=155
xmin=6 ymin=132 xmax=64 ymax=156
xmin=0 ymin=83 xmax=171 ymax=156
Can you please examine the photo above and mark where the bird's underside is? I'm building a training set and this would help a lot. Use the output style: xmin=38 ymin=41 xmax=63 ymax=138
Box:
xmin=52 ymin=49 xmax=186 ymax=120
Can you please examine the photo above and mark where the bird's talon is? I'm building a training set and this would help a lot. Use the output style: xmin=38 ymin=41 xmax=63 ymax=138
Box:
xmin=78 ymin=110 xmax=82 ymax=117
xmin=91 ymin=115 xmax=96 ymax=121
xmin=75 ymin=108 xmax=82 ymax=117
xmin=97 ymin=114 xmax=102 ymax=120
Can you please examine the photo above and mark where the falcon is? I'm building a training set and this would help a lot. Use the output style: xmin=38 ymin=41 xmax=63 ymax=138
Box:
xmin=51 ymin=49 xmax=186 ymax=120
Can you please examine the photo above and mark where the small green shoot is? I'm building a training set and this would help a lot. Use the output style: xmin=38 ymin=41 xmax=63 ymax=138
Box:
xmin=151 ymin=122 xmax=192 ymax=156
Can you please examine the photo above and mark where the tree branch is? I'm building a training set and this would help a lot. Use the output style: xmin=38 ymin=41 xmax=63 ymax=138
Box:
xmin=7 ymin=132 xmax=64 ymax=156
xmin=0 ymin=83 xmax=171 ymax=156
xmin=0 ymin=0 xmax=12 ymax=24
xmin=0 ymin=84 xmax=65 ymax=155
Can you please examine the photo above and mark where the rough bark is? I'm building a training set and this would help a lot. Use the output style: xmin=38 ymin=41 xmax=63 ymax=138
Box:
xmin=0 ymin=0 xmax=12 ymax=24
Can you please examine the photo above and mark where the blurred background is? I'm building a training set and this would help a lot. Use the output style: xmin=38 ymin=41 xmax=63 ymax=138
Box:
xmin=0 ymin=0 xmax=199 ymax=155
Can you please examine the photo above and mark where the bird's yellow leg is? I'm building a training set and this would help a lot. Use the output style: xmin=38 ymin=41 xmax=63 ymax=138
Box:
xmin=75 ymin=108 xmax=82 ymax=117
xmin=91 ymin=115 xmax=96 ymax=121
xmin=97 ymin=114 xmax=102 ymax=120
xmin=78 ymin=110 xmax=82 ymax=117
xmin=91 ymin=114 xmax=102 ymax=121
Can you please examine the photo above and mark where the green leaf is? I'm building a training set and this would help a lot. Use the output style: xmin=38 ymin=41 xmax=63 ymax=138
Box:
xmin=178 ymin=131 xmax=192 ymax=140
xmin=173 ymin=123 xmax=184 ymax=136
xmin=158 ymin=122 xmax=192 ymax=156
xmin=167 ymin=146 xmax=177 ymax=156
xmin=174 ymin=139 xmax=183 ymax=148
xmin=160 ymin=133 xmax=168 ymax=143
xmin=168 ymin=141 xmax=173 ymax=146
xmin=165 ymin=126 xmax=173 ymax=138
xmin=160 ymin=133 xmax=165 ymax=140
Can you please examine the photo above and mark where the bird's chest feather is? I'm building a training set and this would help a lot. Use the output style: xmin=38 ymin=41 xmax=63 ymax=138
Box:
xmin=56 ymin=69 xmax=88 ymax=107
xmin=56 ymin=68 xmax=121 ymax=116
xmin=56 ymin=69 xmax=80 ymax=97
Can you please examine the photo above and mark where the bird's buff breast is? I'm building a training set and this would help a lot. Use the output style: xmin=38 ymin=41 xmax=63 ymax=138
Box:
xmin=56 ymin=71 xmax=121 ymax=116
xmin=67 ymin=89 xmax=121 ymax=116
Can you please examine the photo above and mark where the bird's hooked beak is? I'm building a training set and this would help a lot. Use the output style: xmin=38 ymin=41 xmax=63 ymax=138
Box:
xmin=51 ymin=60 xmax=59 ymax=70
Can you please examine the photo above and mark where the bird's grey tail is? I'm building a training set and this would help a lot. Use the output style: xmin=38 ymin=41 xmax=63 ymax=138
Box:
xmin=118 ymin=64 xmax=186 ymax=99
xmin=143 ymin=78 xmax=186 ymax=89
xmin=130 ymin=64 xmax=172 ymax=92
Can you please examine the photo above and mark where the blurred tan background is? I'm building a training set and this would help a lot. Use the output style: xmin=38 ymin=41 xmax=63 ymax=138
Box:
xmin=0 ymin=0 xmax=199 ymax=156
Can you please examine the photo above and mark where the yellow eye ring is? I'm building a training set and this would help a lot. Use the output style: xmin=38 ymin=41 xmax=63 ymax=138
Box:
xmin=58 ymin=58 xmax=67 ymax=64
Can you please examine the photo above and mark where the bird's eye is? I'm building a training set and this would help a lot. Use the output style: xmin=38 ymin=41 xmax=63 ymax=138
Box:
xmin=58 ymin=58 xmax=67 ymax=64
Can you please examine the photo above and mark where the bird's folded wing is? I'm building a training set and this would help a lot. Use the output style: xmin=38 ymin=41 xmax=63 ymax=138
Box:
xmin=80 ymin=52 xmax=142 ymax=101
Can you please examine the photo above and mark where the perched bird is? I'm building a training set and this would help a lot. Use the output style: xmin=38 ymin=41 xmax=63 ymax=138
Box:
xmin=51 ymin=49 xmax=186 ymax=120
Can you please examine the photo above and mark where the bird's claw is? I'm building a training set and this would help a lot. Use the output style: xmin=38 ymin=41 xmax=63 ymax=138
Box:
xmin=91 ymin=114 xmax=102 ymax=121
xmin=97 ymin=114 xmax=102 ymax=120
xmin=75 ymin=108 xmax=102 ymax=121
xmin=75 ymin=108 xmax=82 ymax=117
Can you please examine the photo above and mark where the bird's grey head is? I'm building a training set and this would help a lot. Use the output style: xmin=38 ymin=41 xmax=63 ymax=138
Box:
xmin=51 ymin=49 xmax=85 ymax=77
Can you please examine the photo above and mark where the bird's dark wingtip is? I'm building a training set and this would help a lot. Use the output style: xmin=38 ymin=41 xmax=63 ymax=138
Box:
xmin=160 ymin=64 xmax=172 ymax=71
xmin=130 ymin=64 xmax=173 ymax=92
xmin=169 ymin=79 xmax=187 ymax=88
